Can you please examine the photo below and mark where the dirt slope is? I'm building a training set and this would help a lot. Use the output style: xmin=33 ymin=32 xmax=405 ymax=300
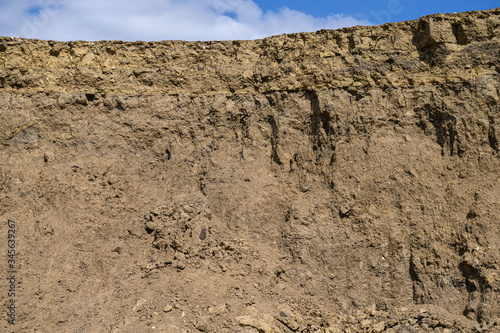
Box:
xmin=1 ymin=8 xmax=499 ymax=333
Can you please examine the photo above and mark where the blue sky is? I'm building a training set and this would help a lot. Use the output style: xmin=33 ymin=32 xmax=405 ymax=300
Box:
xmin=254 ymin=1 xmax=499 ymax=25
xmin=0 ymin=0 xmax=497 ymax=41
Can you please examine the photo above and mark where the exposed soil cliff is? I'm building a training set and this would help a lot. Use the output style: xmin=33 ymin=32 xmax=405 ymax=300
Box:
xmin=0 ymin=8 xmax=499 ymax=333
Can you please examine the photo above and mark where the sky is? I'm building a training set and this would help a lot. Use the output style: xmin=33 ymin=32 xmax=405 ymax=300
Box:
xmin=0 ymin=0 xmax=497 ymax=41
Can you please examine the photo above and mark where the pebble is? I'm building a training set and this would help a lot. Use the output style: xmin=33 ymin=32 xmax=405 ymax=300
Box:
xmin=372 ymin=321 xmax=386 ymax=333
xmin=340 ymin=205 xmax=351 ymax=216
xmin=132 ymin=298 xmax=147 ymax=312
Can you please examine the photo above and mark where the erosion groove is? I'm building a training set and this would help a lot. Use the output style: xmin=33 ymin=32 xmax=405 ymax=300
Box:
xmin=0 ymin=8 xmax=499 ymax=333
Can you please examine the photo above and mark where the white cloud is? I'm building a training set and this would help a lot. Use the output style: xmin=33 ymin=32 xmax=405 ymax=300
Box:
xmin=0 ymin=0 xmax=371 ymax=41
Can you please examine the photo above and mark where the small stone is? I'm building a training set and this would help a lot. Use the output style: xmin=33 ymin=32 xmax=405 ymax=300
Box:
xmin=340 ymin=205 xmax=351 ymax=216
xmin=275 ymin=305 xmax=303 ymax=331
xmin=111 ymin=247 xmax=122 ymax=254
xmin=174 ymin=260 xmax=186 ymax=270
xmin=44 ymin=151 xmax=55 ymax=163
xmin=195 ymin=315 xmax=211 ymax=332
xmin=182 ymin=205 xmax=194 ymax=213
xmin=132 ymin=298 xmax=147 ymax=312
xmin=236 ymin=315 xmax=278 ymax=333
xmin=422 ymin=318 xmax=436 ymax=326
xmin=418 ymin=312 xmax=429 ymax=319
xmin=360 ymin=319 xmax=372 ymax=328
xmin=163 ymin=305 xmax=173 ymax=312
xmin=275 ymin=282 xmax=286 ymax=290
xmin=208 ymin=303 xmax=227 ymax=314
xmin=199 ymin=227 xmax=207 ymax=240
xmin=373 ymin=321 xmax=386 ymax=333
xmin=399 ymin=326 xmax=414 ymax=333
xmin=174 ymin=252 xmax=186 ymax=261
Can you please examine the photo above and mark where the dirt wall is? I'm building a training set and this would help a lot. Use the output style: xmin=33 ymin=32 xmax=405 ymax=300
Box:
xmin=1 ymin=8 xmax=499 ymax=333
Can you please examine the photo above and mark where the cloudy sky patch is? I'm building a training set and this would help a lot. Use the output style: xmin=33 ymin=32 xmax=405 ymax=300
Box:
xmin=0 ymin=0 xmax=371 ymax=41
